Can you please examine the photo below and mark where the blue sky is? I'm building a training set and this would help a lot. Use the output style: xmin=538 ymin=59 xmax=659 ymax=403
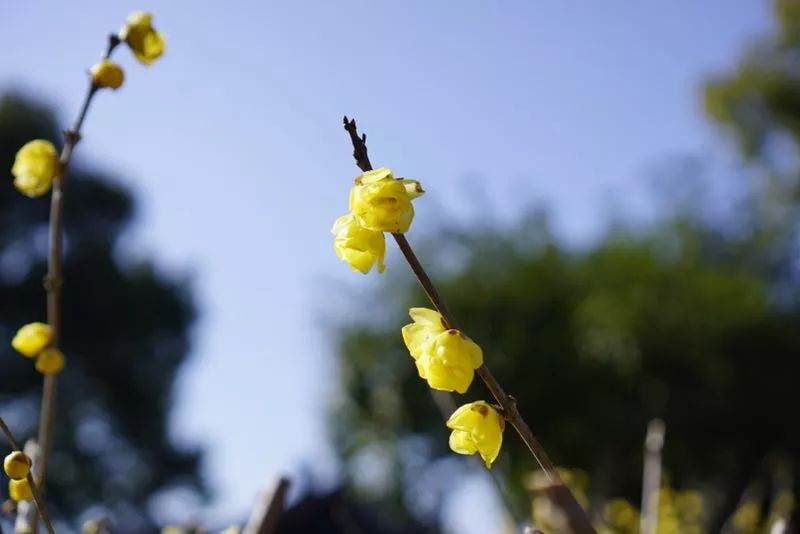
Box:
xmin=1 ymin=1 xmax=771 ymax=530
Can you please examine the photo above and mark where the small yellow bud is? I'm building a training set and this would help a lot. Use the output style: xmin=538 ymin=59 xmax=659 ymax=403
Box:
xmin=35 ymin=348 xmax=65 ymax=375
xmin=349 ymin=167 xmax=420 ymax=233
xmin=8 ymin=478 xmax=33 ymax=502
xmin=90 ymin=59 xmax=125 ymax=89
xmin=332 ymin=214 xmax=386 ymax=274
xmin=119 ymin=11 xmax=165 ymax=65
xmin=3 ymin=451 xmax=32 ymax=480
xmin=401 ymin=308 xmax=483 ymax=393
xmin=11 ymin=322 xmax=53 ymax=358
xmin=446 ymin=401 xmax=504 ymax=468
xmin=11 ymin=140 xmax=59 ymax=198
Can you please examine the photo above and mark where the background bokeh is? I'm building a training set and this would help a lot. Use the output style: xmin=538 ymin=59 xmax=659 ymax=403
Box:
xmin=2 ymin=1 xmax=796 ymax=532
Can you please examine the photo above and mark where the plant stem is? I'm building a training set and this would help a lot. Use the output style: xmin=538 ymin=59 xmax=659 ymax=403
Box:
xmin=0 ymin=416 xmax=55 ymax=533
xmin=343 ymin=116 xmax=596 ymax=533
xmin=36 ymin=30 xmax=121 ymax=501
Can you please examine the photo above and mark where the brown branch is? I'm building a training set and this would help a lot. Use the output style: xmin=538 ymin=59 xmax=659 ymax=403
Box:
xmin=37 ymin=30 xmax=121 ymax=504
xmin=0 ymin=417 xmax=54 ymax=533
xmin=342 ymin=116 xmax=595 ymax=533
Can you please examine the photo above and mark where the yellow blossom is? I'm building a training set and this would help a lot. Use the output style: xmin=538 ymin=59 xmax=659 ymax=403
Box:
xmin=349 ymin=167 xmax=421 ymax=233
xmin=11 ymin=140 xmax=59 ymax=198
xmin=11 ymin=322 xmax=53 ymax=358
xmin=119 ymin=11 xmax=165 ymax=65
xmin=401 ymin=308 xmax=483 ymax=393
xmin=90 ymin=59 xmax=125 ymax=89
xmin=332 ymin=213 xmax=386 ymax=274
xmin=401 ymin=307 xmax=447 ymax=358
xmin=446 ymin=401 xmax=504 ymax=468
xmin=35 ymin=348 xmax=65 ymax=375
xmin=3 ymin=451 xmax=31 ymax=480
xmin=9 ymin=478 xmax=33 ymax=501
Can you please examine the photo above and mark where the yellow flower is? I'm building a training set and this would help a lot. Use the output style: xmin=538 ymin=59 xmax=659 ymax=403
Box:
xmin=36 ymin=348 xmax=65 ymax=375
xmin=349 ymin=167 xmax=422 ymax=233
xmin=401 ymin=307 xmax=447 ymax=358
xmin=9 ymin=478 xmax=33 ymax=502
xmin=3 ymin=451 xmax=31 ymax=480
xmin=332 ymin=213 xmax=386 ymax=274
xmin=119 ymin=11 xmax=165 ymax=65
xmin=446 ymin=401 xmax=504 ymax=468
xmin=11 ymin=140 xmax=59 ymax=198
xmin=90 ymin=59 xmax=125 ymax=89
xmin=401 ymin=308 xmax=483 ymax=393
xmin=11 ymin=322 xmax=53 ymax=358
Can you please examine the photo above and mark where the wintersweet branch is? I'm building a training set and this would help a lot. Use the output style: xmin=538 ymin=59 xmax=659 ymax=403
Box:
xmin=342 ymin=116 xmax=596 ymax=534
xmin=37 ymin=32 xmax=122 ymax=491
xmin=0 ymin=416 xmax=54 ymax=533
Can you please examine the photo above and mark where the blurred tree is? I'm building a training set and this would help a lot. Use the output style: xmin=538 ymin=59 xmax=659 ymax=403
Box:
xmin=0 ymin=94 xmax=204 ymax=531
xmin=705 ymin=0 xmax=800 ymax=286
xmin=331 ymin=213 xmax=800 ymax=529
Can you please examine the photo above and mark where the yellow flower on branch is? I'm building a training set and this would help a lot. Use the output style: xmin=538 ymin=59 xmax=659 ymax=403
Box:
xmin=35 ymin=348 xmax=65 ymax=375
xmin=401 ymin=307 xmax=483 ymax=393
xmin=332 ymin=214 xmax=386 ymax=274
xmin=90 ymin=59 xmax=125 ymax=90
xmin=349 ymin=167 xmax=422 ymax=233
xmin=119 ymin=11 xmax=165 ymax=65
xmin=446 ymin=400 xmax=504 ymax=468
xmin=9 ymin=478 xmax=33 ymax=502
xmin=11 ymin=140 xmax=59 ymax=198
xmin=11 ymin=322 xmax=53 ymax=358
xmin=3 ymin=451 xmax=32 ymax=480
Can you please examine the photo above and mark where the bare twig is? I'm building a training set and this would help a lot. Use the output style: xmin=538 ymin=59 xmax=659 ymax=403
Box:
xmin=0 ymin=418 xmax=54 ymax=533
xmin=342 ymin=116 xmax=595 ymax=533
xmin=37 ymin=33 xmax=121 ymax=491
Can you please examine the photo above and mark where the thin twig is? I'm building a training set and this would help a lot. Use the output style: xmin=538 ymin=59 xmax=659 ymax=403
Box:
xmin=36 ymin=30 xmax=121 ymax=511
xmin=0 ymin=417 xmax=55 ymax=533
xmin=342 ymin=116 xmax=595 ymax=533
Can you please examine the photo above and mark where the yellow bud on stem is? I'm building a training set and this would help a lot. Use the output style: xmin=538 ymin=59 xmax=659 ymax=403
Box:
xmin=3 ymin=451 xmax=32 ymax=480
xmin=90 ymin=59 xmax=125 ymax=90
xmin=9 ymin=478 xmax=33 ymax=502
xmin=11 ymin=322 xmax=53 ymax=358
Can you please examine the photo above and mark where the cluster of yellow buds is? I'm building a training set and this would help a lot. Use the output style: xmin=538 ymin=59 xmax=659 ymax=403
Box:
xmin=3 ymin=451 xmax=33 ymax=502
xmin=11 ymin=322 xmax=65 ymax=375
xmin=11 ymin=12 xmax=165 ymax=197
xmin=332 ymin=167 xmax=424 ymax=274
xmin=401 ymin=308 xmax=503 ymax=467
xmin=334 ymin=164 xmax=503 ymax=466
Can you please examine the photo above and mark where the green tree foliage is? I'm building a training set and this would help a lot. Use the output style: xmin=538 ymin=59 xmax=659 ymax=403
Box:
xmin=0 ymin=94 xmax=204 ymax=531
xmin=332 ymin=213 xmax=800 ymax=527
xmin=705 ymin=0 xmax=800 ymax=164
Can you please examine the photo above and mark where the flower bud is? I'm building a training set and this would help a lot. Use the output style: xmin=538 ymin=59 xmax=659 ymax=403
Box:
xmin=90 ymin=59 xmax=125 ymax=89
xmin=3 ymin=451 xmax=31 ymax=480
xmin=446 ymin=401 xmax=504 ymax=468
xmin=11 ymin=140 xmax=59 ymax=198
xmin=11 ymin=322 xmax=53 ymax=358
xmin=119 ymin=11 xmax=165 ymax=65
xmin=35 ymin=348 xmax=65 ymax=375
xmin=8 ymin=478 xmax=33 ymax=502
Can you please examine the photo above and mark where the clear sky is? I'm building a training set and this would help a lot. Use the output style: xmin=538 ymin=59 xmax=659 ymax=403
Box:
xmin=1 ymin=1 xmax=771 ymax=530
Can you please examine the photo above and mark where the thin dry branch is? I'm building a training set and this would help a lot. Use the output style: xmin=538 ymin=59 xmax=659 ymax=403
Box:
xmin=0 ymin=417 xmax=54 ymax=533
xmin=342 ymin=116 xmax=595 ymax=533
xmin=37 ymin=32 xmax=121 ymax=487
